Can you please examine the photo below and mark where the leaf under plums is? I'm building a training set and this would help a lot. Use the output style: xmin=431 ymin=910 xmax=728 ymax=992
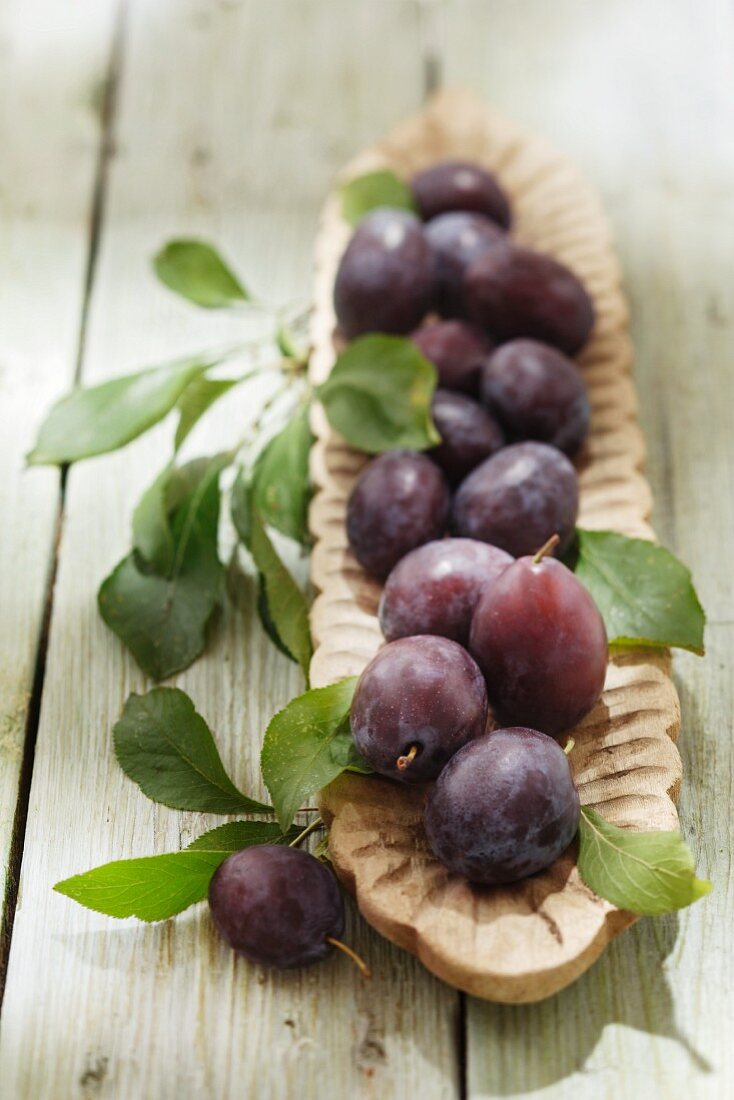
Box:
xmin=27 ymin=355 xmax=219 ymax=465
xmin=54 ymin=852 xmax=228 ymax=921
xmin=577 ymin=807 xmax=712 ymax=915
xmin=573 ymin=529 xmax=705 ymax=654
xmin=340 ymin=169 xmax=417 ymax=225
xmin=317 ymin=335 xmax=439 ymax=454
xmin=186 ymin=821 xmax=299 ymax=852
xmin=249 ymin=508 xmax=312 ymax=677
xmin=175 ymin=376 xmax=240 ymax=449
xmin=153 ymin=239 xmax=249 ymax=309
xmin=251 ymin=404 xmax=313 ymax=544
xmin=114 ymin=688 xmax=271 ymax=814
xmin=261 ymin=678 xmax=370 ymax=831
xmin=99 ymin=455 xmax=227 ymax=679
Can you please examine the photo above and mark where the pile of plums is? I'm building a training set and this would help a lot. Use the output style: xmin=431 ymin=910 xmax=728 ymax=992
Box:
xmin=206 ymin=161 xmax=605 ymax=976
xmin=339 ymin=160 xmax=607 ymax=886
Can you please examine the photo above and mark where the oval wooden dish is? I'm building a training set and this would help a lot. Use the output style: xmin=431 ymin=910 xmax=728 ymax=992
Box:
xmin=307 ymin=88 xmax=682 ymax=1004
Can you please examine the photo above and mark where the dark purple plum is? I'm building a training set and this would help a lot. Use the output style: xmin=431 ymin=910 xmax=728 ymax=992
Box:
xmin=464 ymin=242 xmax=595 ymax=355
xmin=347 ymin=450 xmax=450 ymax=579
xmin=425 ymin=212 xmax=504 ymax=316
xmin=350 ymin=635 xmax=488 ymax=782
xmin=424 ymin=727 xmax=581 ymax=884
xmin=379 ymin=538 xmax=512 ymax=646
xmin=333 ymin=208 xmax=434 ymax=339
xmin=430 ymin=389 xmax=505 ymax=484
xmin=480 ymin=339 xmax=590 ymax=456
xmin=412 ymin=161 xmax=511 ymax=228
xmin=469 ymin=550 xmax=608 ymax=735
xmin=411 ymin=319 xmax=495 ymax=394
xmin=208 ymin=846 xmax=344 ymax=968
xmin=451 ymin=441 xmax=579 ymax=557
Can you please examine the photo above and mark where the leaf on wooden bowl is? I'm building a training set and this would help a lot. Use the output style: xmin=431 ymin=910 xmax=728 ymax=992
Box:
xmin=307 ymin=88 xmax=684 ymax=1003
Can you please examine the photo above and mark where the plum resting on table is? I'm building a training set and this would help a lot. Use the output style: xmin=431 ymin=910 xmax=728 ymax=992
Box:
xmin=430 ymin=388 xmax=505 ymax=484
xmin=469 ymin=550 xmax=608 ymax=736
xmin=412 ymin=160 xmax=512 ymax=228
xmin=410 ymin=319 xmax=495 ymax=394
xmin=208 ymin=846 xmax=344 ymax=968
xmin=333 ymin=208 xmax=434 ymax=339
xmin=463 ymin=242 xmax=595 ymax=355
xmin=350 ymin=635 xmax=488 ymax=783
xmin=480 ymin=338 xmax=591 ymax=456
xmin=379 ymin=538 xmax=512 ymax=646
xmin=346 ymin=450 xmax=450 ymax=579
xmin=424 ymin=212 xmax=504 ymax=317
xmin=451 ymin=441 xmax=579 ymax=558
xmin=424 ymin=727 xmax=581 ymax=885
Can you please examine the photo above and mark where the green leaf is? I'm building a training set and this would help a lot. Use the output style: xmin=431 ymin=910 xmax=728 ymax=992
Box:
xmin=256 ymin=573 xmax=295 ymax=661
xmin=261 ymin=678 xmax=369 ymax=830
xmin=340 ymin=169 xmax=417 ymax=225
xmin=317 ymin=335 xmax=439 ymax=454
xmin=249 ymin=507 xmax=312 ymax=678
xmin=113 ymin=687 xmax=271 ymax=813
xmin=99 ymin=455 xmax=227 ymax=679
xmin=186 ymin=821 xmax=299 ymax=851
xmin=54 ymin=818 xmax=302 ymax=921
xmin=28 ymin=356 xmax=218 ymax=465
xmin=252 ymin=404 xmax=313 ymax=544
xmin=573 ymin=529 xmax=705 ymax=654
xmin=276 ymin=322 xmax=306 ymax=361
xmin=132 ymin=463 xmax=175 ymax=574
xmin=175 ymin=376 xmax=239 ymax=450
xmin=153 ymin=239 xmax=248 ymax=309
xmin=54 ymin=851 xmax=227 ymax=922
xmin=132 ymin=455 xmax=234 ymax=576
xmin=230 ymin=466 xmax=253 ymax=548
xmin=577 ymin=807 xmax=712 ymax=916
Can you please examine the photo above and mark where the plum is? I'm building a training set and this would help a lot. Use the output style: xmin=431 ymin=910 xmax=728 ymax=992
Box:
xmin=412 ymin=161 xmax=511 ymax=228
xmin=480 ymin=338 xmax=590 ymax=456
xmin=424 ymin=212 xmax=504 ymax=316
xmin=464 ymin=242 xmax=595 ymax=355
xmin=347 ymin=450 xmax=450 ymax=579
xmin=424 ymin=727 xmax=581 ymax=884
xmin=469 ymin=544 xmax=608 ymax=735
xmin=430 ymin=389 xmax=505 ymax=484
xmin=333 ymin=208 xmax=434 ymax=339
xmin=411 ymin=319 xmax=495 ymax=394
xmin=208 ymin=846 xmax=344 ymax=968
xmin=350 ymin=635 xmax=488 ymax=782
xmin=451 ymin=441 xmax=579 ymax=557
xmin=379 ymin=538 xmax=512 ymax=645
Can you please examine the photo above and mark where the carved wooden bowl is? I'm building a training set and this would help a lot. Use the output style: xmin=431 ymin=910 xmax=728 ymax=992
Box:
xmin=307 ymin=89 xmax=681 ymax=1003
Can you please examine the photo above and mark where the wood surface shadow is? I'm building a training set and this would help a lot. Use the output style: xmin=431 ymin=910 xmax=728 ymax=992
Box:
xmin=467 ymin=910 xmax=712 ymax=1094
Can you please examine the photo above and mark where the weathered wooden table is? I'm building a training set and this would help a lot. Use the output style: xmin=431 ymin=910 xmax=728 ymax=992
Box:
xmin=1 ymin=1 xmax=731 ymax=1096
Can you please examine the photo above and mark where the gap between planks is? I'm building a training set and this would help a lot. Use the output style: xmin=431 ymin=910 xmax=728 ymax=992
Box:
xmin=0 ymin=0 xmax=127 ymax=1012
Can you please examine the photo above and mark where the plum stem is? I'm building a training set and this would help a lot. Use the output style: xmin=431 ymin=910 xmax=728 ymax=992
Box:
xmin=396 ymin=744 xmax=419 ymax=771
xmin=563 ymin=737 xmax=575 ymax=756
xmin=288 ymin=817 xmax=323 ymax=848
xmin=533 ymin=533 xmax=561 ymax=564
xmin=326 ymin=937 xmax=372 ymax=979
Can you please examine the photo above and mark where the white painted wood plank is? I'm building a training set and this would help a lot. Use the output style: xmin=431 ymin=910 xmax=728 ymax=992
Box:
xmin=434 ymin=1 xmax=734 ymax=1095
xmin=0 ymin=0 xmax=118 ymax=942
xmin=0 ymin=2 xmax=460 ymax=1097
